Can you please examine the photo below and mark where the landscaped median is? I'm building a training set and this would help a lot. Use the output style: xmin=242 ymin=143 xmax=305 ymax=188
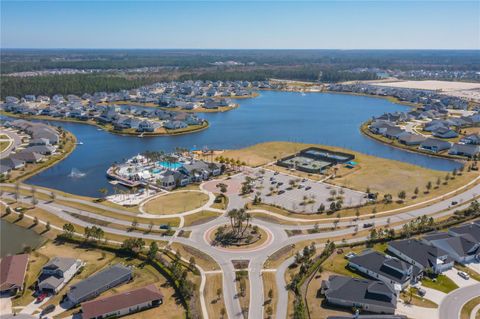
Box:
xmin=460 ymin=296 xmax=480 ymax=319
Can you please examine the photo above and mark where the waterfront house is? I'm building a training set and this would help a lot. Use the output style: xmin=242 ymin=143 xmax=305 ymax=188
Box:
xmin=0 ymin=157 xmax=26 ymax=174
xmin=448 ymin=143 xmax=480 ymax=158
xmin=81 ymin=284 xmax=164 ymax=319
xmin=460 ymin=134 xmax=480 ymax=145
xmin=137 ymin=120 xmax=155 ymax=133
xmin=38 ymin=257 xmax=83 ymax=293
xmin=321 ymin=275 xmax=397 ymax=315
xmin=0 ymin=254 xmax=29 ymax=295
xmin=348 ymin=250 xmax=416 ymax=291
xmin=164 ymin=120 xmax=187 ymax=130
xmin=398 ymin=133 xmax=426 ymax=146
xmin=11 ymin=150 xmax=45 ymax=163
xmin=419 ymin=138 xmax=451 ymax=153
xmin=24 ymin=145 xmax=56 ymax=156
xmin=387 ymin=239 xmax=453 ymax=274
xmin=67 ymin=264 xmax=132 ymax=305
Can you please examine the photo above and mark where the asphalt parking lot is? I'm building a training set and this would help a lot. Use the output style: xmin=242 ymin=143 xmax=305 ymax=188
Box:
xmin=233 ymin=168 xmax=367 ymax=213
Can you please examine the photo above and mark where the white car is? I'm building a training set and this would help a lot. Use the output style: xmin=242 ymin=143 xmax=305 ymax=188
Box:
xmin=458 ymin=271 xmax=470 ymax=280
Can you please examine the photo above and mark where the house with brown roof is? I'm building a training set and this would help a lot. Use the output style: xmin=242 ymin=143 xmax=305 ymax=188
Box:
xmin=0 ymin=254 xmax=29 ymax=295
xmin=81 ymin=284 xmax=164 ymax=319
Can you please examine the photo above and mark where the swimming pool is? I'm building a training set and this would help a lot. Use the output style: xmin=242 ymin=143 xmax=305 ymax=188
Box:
xmin=157 ymin=161 xmax=183 ymax=170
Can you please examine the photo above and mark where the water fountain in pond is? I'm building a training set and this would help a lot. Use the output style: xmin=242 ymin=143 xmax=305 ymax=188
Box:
xmin=68 ymin=168 xmax=86 ymax=178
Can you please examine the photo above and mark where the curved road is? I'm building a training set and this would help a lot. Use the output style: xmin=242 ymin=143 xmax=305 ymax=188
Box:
xmin=439 ymin=283 xmax=480 ymax=319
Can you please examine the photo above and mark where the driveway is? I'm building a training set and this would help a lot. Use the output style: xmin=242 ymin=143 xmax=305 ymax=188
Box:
xmin=20 ymin=295 xmax=52 ymax=315
xmin=0 ymin=295 xmax=12 ymax=316
xmin=396 ymin=300 xmax=439 ymax=319
xmin=418 ymin=285 xmax=446 ymax=304
xmin=444 ymin=268 xmax=479 ymax=288
xmin=466 ymin=261 xmax=480 ymax=274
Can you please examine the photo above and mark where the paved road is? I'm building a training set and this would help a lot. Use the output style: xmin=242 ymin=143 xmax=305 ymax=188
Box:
xmin=439 ymin=283 xmax=480 ymax=319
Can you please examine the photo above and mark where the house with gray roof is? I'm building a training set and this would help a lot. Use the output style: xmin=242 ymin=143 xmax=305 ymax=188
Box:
xmin=11 ymin=150 xmax=45 ymax=163
xmin=422 ymin=233 xmax=480 ymax=265
xmin=321 ymin=275 xmax=397 ymax=314
xmin=448 ymin=143 xmax=480 ymax=158
xmin=67 ymin=264 xmax=132 ymax=305
xmin=419 ymin=138 xmax=451 ymax=153
xmin=387 ymin=239 xmax=453 ymax=274
xmin=348 ymin=250 xmax=416 ymax=291
xmin=432 ymin=127 xmax=459 ymax=139
xmin=38 ymin=257 xmax=83 ymax=293
xmin=449 ymin=222 xmax=480 ymax=244
xmin=398 ymin=133 xmax=426 ymax=146
xmin=0 ymin=157 xmax=25 ymax=174
xmin=460 ymin=134 xmax=480 ymax=145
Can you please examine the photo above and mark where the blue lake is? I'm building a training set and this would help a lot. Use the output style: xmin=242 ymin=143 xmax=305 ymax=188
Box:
xmin=20 ymin=91 xmax=462 ymax=197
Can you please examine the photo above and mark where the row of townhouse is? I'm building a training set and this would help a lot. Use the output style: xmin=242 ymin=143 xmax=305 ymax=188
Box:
xmin=328 ymin=83 xmax=470 ymax=109
xmin=369 ymin=119 xmax=480 ymax=158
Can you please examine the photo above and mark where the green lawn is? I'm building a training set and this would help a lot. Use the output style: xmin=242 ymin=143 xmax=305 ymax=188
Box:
xmin=421 ymin=274 xmax=459 ymax=293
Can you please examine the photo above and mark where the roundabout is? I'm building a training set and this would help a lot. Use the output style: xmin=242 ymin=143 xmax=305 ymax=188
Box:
xmin=203 ymin=223 xmax=274 ymax=253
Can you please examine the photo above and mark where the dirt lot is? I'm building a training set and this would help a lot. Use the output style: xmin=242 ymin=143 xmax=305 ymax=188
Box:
xmin=204 ymin=273 xmax=226 ymax=319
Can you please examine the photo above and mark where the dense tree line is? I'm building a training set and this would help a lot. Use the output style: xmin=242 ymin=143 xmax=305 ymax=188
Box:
xmin=0 ymin=74 xmax=164 ymax=98
xmin=2 ymin=49 xmax=480 ymax=74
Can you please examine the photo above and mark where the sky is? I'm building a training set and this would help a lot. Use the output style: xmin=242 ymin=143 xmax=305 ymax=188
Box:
xmin=1 ymin=1 xmax=479 ymax=49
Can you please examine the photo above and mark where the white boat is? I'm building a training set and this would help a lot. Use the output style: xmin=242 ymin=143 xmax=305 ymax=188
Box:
xmin=75 ymin=141 xmax=84 ymax=145
xmin=138 ymin=132 xmax=145 ymax=138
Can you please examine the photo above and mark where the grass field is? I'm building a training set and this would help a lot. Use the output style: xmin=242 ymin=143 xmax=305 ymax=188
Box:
xmin=170 ymin=242 xmax=220 ymax=271
xmin=142 ymin=191 xmax=209 ymax=215
xmin=461 ymin=296 xmax=480 ymax=319
xmin=182 ymin=210 xmax=222 ymax=227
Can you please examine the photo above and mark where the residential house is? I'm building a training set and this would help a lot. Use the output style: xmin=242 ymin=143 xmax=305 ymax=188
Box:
xmin=387 ymin=239 xmax=453 ymax=274
xmin=448 ymin=143 xmax=480 ymax=158
xmin=0 ymin=254 xmax=29 ymax=295
xmin=432 ymin=127 xmax=458 ymax=139
xmin=460 ymin=134 xmax=480 ymax=145
xmin=81 ymin=284 xmax=164 ymax=319
xmin=67 ymin=264 xmax=132 ymax=305
xmin=348 ymin=250 xmax=417 ymax=291
xmin=422 ymin=232 xmax=480 ymax=265
xmin=11 ymin=150 xmax=45 ymax=163
xmin=398 ymin=133 xmax=426 ymax=146
xmin=0 ymin=157 xmax=26 ymax=174
xmin=321 ymin=275 xmax=397 ymax=314
xmin=38 ymin=257 xmax=83 ymax=293
xmin=419 ymin=138 xmax=451 ymax=153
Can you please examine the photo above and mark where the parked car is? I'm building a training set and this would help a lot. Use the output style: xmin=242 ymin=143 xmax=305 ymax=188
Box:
xmin=41 ymin=304 xmax=56 ymax=316
xmin=159 ymin=224 xmax=170 ymax=230
xmin=36 ymin=292 xmax=48 ymax=303
xmin=458 ymin=271 xmax=470 ymax=280
xmin=274 ymin=172 xmax=279 ymax=175
xmin=305 ymin=186 xmax=311 ymax=190
xmin=278 ymin=190 xmax=285 ymax=195
xmin=451 ymin=201 xmax=458 ymax=206
xmin=363 ymin=223 xmax=374 ymax=228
